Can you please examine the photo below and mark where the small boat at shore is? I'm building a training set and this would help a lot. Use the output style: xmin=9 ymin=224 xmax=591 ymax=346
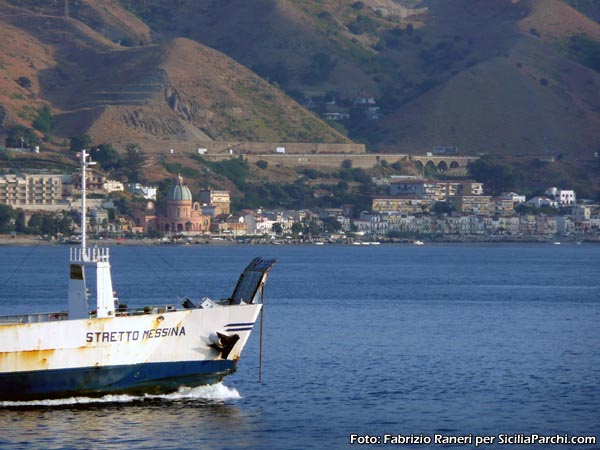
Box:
xmin=0 ymin=151 xmax=276 ymax=401
xmin=413 ymin=240 xmax=425 ymax=246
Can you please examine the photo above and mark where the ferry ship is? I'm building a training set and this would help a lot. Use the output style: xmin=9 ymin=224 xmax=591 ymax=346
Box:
xmin=0 ymin=151 xmax=275 ymax=401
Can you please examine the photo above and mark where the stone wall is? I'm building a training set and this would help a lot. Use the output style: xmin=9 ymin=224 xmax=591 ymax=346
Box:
xmin=116 ymin=140 xmax=365 ymax=155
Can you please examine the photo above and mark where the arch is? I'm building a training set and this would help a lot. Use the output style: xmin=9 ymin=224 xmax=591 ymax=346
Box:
xmin=438 ymin=161 xmax=448 ymax=171
xmin=414 ymin=160 xmax=424 ymax=172
xmin=177 ymin=223 xmax=184 ymax=232
xmin=425 ymin=160 xmax=436 ymax=173
xmin=450 ymin=160 xmax=460 ymax=169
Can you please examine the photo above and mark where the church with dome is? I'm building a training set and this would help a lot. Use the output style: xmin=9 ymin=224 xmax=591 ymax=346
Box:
xmin=141 ymin=174 xmax=210 ymax=234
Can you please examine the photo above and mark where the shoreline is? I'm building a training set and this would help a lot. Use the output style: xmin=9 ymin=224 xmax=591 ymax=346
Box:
xmin=0 ymin=235 xmax=598 ymax=246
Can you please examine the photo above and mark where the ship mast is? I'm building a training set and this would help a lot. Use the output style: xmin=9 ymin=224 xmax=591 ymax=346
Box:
xmin=80 ymin=149 xmax=95 ymax=255
xmin=68 ymin=150 xmax=115 ymax=320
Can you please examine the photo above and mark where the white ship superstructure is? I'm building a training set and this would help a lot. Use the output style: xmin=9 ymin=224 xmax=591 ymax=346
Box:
xmin=0 ymin=151 xmax=275 ymax=400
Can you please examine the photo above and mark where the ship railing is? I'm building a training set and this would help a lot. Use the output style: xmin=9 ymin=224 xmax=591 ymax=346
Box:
xmin=112 ymin=305 xmax=179 ymax=317
xmin=70 ymin=246 xmax=110 ymax=263
xmin=0 ymin=311 xmax=68 ymax=325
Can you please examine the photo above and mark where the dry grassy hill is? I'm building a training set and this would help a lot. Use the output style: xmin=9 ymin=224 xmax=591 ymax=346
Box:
xmin=121 ymin=0 xmax=600 ymax=160
xmin=0 ymin=0 xmax=349 ymax=150
xmin=2 ymin=0 xmax=600 ymax=163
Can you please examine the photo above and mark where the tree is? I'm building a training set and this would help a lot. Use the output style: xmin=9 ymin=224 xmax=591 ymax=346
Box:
xmin=122 ymin=143 xmax=147 ymax=183
xmin=93 ymin=143 xmax=121 ymax=170
xmin=0 ymin=204 xmax=14 ymax=232
xmin=32 ymin=105 xmax=54 ymax=134
xmin=322 ymin=217 xmax=342 ymax=233
xmin=272 ymin=223 xmax=283 ymax=234
xmin=348 ymin=15 xmax=378 ymax=35
xmin=256 ymin=160 xmax=269 ymax=170
xmin=433 ymin=201 xmax=453 ymax=215
xmin=468 ymin=157 xmax=523 ymax=195
xmin=27 ymin=213 xmax=43 ymax=234
xmin=15 ymin=210 xmax=26 ymax=233
xmin=16 ymin=76 xmax=32 ymax=89
xmin=291 ymin=222 xmax=303 ymax=237
xmin=303 ymin=52 xmax=337 ymax=84
xmin=6 ymin=125 xmax=40 ymax=148
xmin=70 ymin=134 xmax=92 ymax=152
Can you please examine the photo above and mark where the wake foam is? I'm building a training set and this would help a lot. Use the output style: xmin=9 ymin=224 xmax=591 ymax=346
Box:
xmin=0 ymin=383 xmax=241 ymax=407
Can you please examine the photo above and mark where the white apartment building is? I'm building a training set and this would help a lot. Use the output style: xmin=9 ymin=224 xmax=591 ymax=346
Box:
xmin=571 ymin=205 xmax=591 ymax=221
xmin=390 ymin=178 xmax=483 ymax=201
xmin=103 ymin=180 xmax=124 ymax=193
xmin=125 ymin=183 xmax=157 ymax=200
xmin=501 ymin=192 xmax=526 ymax=203
xmin=545 ymin=187 xmax=576 ymax=205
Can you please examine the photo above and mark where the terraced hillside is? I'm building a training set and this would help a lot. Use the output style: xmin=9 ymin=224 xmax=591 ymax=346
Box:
xmin=0 ymin=0 xmax=349 ymax=148
xmin=123 ymin=0 xmax=600 ymax=158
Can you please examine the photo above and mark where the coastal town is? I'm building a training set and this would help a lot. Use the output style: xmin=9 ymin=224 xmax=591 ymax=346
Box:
xmin=1 ymin=157 xmax=598 ymax=244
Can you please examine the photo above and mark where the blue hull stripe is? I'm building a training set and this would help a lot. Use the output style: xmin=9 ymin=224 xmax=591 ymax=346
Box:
xmin=226 ymin=327 xmax=253 ymax=331
xmin=225 ymin=322 xmax=254 ymax=327
xmin=0 ymin=360 xmax=237 ymax=401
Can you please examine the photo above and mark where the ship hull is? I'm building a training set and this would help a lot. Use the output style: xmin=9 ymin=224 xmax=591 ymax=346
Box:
xmin=0 ymin=304 xmax=261 ymax=401
xmin=0 ymin=360 xmax=236 ymax=400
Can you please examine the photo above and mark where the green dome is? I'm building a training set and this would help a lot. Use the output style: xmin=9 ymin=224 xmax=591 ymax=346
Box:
xmin=167 ymin=174 xmax=193 ymax=201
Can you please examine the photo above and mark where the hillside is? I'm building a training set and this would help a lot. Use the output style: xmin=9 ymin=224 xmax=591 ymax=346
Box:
xmin=0 ymin=0 xmax=348 ymax=149
xmin=1 ymin=0 xmax=600 ymax=203
xmin=120 ymin=0 xmax=600 ymax=159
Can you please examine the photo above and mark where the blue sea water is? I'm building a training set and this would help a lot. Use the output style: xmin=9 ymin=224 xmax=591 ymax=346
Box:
xmin=0 ymin=242 xmax=598 ymax=450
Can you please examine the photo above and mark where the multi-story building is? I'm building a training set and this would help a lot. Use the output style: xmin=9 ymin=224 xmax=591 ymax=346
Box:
xmin=389 ymin=178 xmax=483 ymax=201
xmin=199 ymin=189 xmax=230 ymax=216
xmin=125 ymin=183 xmax=157 ymax=200
xmin=103 ymin=180 xmax=124 ymax=193
xmin=451 ymin=195 xmax=493 ymax=215
xmin=571 ymin=205 xmax=591 ymax=221
xmin=545 ymin=187 xmax=576 ymax=206
xmin=493 ymin=197 xmax=515 ymax=216
xmin=527 ymin=196 xmax=558 ymax=209
xmin=500 ymin=192 xmax=526 ymax=203
xmin=71 ymin=170 xmax=105 ymax=193
xmin=0 ymin=173 xmax=63 ymax=206
xmin=372 ymin=196 xmax=433 ymax=214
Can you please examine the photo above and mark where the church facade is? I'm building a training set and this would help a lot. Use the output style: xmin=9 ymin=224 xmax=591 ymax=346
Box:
xmin=142 ymin=175 xmax=210 ymax=234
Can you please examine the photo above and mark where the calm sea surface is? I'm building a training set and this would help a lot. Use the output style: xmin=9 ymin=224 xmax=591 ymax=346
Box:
xmin=0 ymin=243 xmax=598 ymax=450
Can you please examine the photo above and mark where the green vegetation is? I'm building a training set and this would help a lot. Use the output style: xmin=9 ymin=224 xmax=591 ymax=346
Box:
xmin=468 ymin=157 xmax=524 ymax=195
xmin=0 ymin=204 xmax=15 ymax=232
xmin=93 ymin=144 xmax=121 ymax=171
xmin=195 ymin=156 xmax=250 ymax=191
xmin=303 ymin=52 xmax=337 ymax=85
xmin=32 ymin=105 xmax=54 ymax=134
xmin=0 ymin=205 xmax=73 ymax=235
xmin=568 ymin=34 xmax=600 ymax=72
xmin=162 ymin=162 xmax=201 ymax=179
xmin=16 ymin=76 xmax=32 ymax=89
xmin=347 ymin=15 xmax=378 ymax=35
xmin=256 ymin=160 xmax=269 ymax=170
xmin=122 ymin=143 xmax=147 ymax=183
xmin=563 ymin=0 xmax=600 ymax=22
xmin=70 ymin=134 xmax=92 ymax=152
xmin=5 ymin=125 xmax=39 ymax=148
xmin=515 ymin=203 xmax=558 ymax=216
xmin=25 ymin=211 xmax=74 ymax=235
